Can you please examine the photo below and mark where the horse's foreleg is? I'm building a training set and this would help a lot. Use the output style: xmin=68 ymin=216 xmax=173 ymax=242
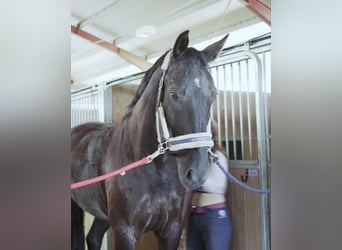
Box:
xmin=86 ymin=218 xmax=110 ymax=250
xmin=71 ymin=199 xmax=85 ymax=250
xmin=156 ymin=224 xmax=183 ymax=250
xmin=113 ymin=227 xmax=137 ymax=250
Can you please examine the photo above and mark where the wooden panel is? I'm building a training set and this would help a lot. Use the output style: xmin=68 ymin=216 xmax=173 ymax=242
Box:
xmin=245 ymin=170 xmax=262 ymax=250
xmin=136 ymin=232 xmax=158 ymax=250
xmin=227 ymin=168 xmax=263 ymax=250
xmin=227 ymin=168 xmax=249 ymax=250
xmin=111 ymin=85 xmax=137 ymax=123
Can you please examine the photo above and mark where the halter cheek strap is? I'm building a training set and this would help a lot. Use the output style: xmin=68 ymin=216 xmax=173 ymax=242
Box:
xmin=156 ymin=106 xmax=170 ymax=143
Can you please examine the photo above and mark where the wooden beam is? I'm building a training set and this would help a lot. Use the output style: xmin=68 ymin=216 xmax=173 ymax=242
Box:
xmin=240 ymin=0 xmax=271 ymax=26
xmin=71 ymin=25 xmax=152 ymax=71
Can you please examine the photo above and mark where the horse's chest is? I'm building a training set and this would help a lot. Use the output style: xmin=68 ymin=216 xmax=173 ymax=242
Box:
xmin=133 ymin=193 xmax=181 ymax=230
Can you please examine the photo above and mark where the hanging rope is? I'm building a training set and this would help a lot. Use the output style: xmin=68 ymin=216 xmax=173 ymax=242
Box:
xmin=211 ymin=154 xmax=271 ymax=194
xmin=207 ymin=0 xmax=233 ymax=43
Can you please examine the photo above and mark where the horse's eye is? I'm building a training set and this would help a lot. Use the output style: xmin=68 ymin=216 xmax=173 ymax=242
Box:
xmin=169 ymin=90 xmax=178 ymax=101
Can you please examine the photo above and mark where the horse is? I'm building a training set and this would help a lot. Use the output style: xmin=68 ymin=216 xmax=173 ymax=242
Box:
xmin=71 ymin=30 xmax=228 ymax=250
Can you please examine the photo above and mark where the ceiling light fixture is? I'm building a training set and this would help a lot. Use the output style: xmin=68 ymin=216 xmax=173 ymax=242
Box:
xmin=135 ymin=25 xmax=156 ymax=38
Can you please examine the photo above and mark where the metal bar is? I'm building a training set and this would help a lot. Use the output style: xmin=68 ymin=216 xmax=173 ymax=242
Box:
xmin=99 ymin=83 xmax=113 ymax=123
xmin=91 ymin=94 xmax=95 ymax=122
xmin=89 ymin=95 xmax=92 ymax=122
xmin=98 ymin=84 xmax=105 ymax=122
xmin=71 ymin=109 xmax=74 ymax=127
xmin=88 ymin=94 xmax=92 ymax=122
xmin=86 ymin=96 xmax=90 ymax=123
xmin=71 ymin=25 xmax=152 ymax=71
xmin=244 ymin=50 xmax=270 ymax=250
xmin=226 ymin=135 xmax=258 ymax=141
xmin=223 ymin=65 xmax=230 ymax=157
xmin=262 ymin=52 xmax=271 ymax=163
xmin=209 ymin=68 xmax=215 ymax=124
xmin=238 ymin=61 xmax=245 ymax=159
xmin=215 ymin=67 xmax=222 ymax=145
xmin=246 ymin=59 xmax=253 ymax=159
xmin=76 ymin=100 xmax=79 ymax=126
xmin=72 ymin=100 xmax=75 ymax=127
xmin=82 ymin=97 xmax=86 ymax=124
xmin=78 ymin=98 xmax=82 ymax=125
xmin=230 ymin=63 xmax=237 ymax=160
xmin=76 ymin=98 xmax=80 ymax=125
xmin=71 ymin=86 xmax=104 ymax=128
xmin=94 ymin=94 xmax=97 ymax=121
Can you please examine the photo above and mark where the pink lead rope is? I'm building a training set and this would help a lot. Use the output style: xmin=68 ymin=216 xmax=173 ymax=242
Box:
xmin=71 ymin=157 xmax=151 ymax=189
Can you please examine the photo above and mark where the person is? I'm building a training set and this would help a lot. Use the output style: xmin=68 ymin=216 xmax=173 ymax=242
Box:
xmin=186 ymin=121 xmax=233 ymax=250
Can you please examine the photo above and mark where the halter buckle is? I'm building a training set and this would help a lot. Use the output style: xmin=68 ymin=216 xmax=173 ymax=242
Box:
xmin=147 ymin=142 xmax=169 ymax=162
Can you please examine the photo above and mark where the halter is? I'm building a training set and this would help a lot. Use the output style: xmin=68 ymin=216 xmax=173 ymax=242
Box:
xmin=153 ymin=50 xmax=214 ymax=157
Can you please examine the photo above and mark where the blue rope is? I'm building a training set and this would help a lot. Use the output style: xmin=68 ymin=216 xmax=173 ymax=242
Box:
xmin=212 ymin=155 xmax=271 ymax=194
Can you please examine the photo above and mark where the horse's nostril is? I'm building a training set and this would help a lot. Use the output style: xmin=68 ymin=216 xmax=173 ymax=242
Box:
xmin=186 ymin=168 xmax=193 ymax=181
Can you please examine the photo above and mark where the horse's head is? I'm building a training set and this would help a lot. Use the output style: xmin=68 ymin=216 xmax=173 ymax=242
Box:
xmin=159 ymin=30 xmax=228 ymax=189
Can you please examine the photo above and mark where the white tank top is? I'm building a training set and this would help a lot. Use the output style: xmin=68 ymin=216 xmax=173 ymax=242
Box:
xmin=197 ymin=150 xmax=228 ymax=195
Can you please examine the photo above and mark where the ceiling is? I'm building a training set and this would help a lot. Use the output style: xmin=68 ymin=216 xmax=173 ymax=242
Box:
xmin=71 ymin=0 xmax=271 ymax=91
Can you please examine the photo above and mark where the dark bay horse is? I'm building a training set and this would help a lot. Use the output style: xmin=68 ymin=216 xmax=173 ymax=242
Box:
xmin=71 ymin=30 xmax=228 ymax=250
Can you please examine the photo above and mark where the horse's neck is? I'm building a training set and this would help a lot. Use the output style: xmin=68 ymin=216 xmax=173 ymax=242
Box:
xmin=127 ymin=88 xmax=159 ymax=157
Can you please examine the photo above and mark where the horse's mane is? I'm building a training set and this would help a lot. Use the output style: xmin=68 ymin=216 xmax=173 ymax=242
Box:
xmin=127 ymin=50 xmax=170 ymax=109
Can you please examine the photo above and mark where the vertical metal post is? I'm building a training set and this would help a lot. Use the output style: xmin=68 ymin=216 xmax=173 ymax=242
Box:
xmin=262 ymin=52 xmax=271 ymax=163
xmin=238 ymin=61 xmax=245 ymax=159
xmin=209 ymin=68 xmax=215 ymax=122
xmin=86 ymin=93 xmax=90 ymax=122
xmin=215 ymin=67 xmax=222 ymax=144
xmin=230 ymin=63 xmax=237 ymax=160
xmin=223 ymin=65 xmax=229 ymax=157
xmin=91 ymin=93 xmax=95 ymax=121
xmin=81 ymin=97 xmax=85 ymax=124
xmin=76 ymin=97 xmax=80 ymax=125
xmin=246 ymin=60 xmax=253 ymax=160
xmin=98 ymin=83 xmax=112 ymax=123
xmin=94 ymin=84 xmax=112 ymax=250
xmin=244 ymin=51 xmax=270 ymax=250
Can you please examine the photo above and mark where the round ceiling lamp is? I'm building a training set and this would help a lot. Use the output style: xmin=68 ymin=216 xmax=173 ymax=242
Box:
xmin=135 ymin=25 xmax=156 ymax=38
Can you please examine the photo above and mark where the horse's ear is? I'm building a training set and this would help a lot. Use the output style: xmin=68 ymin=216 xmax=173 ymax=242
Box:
xmin=173 ymin=30 xmax=189 ymax=58
xmin=202 ymin=34 xmax=229 ymax=63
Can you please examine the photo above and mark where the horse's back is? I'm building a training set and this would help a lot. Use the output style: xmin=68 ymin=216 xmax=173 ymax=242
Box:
xmin=71 ymin=122 xmax=112 ymax=171
xmin=71 ymin=122 xmax=113 ymax=178
xmin=72 ymin=122 xmax=112 ymax=147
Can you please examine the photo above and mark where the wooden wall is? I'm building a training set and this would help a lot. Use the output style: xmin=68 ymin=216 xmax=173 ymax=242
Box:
xmin=111 ymin=85 xmax=137 ymax=123
xmin=105 ymin=85 xmax=271 ymax=250
xmin=227 ymin=169 xmax=269 ymax=250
